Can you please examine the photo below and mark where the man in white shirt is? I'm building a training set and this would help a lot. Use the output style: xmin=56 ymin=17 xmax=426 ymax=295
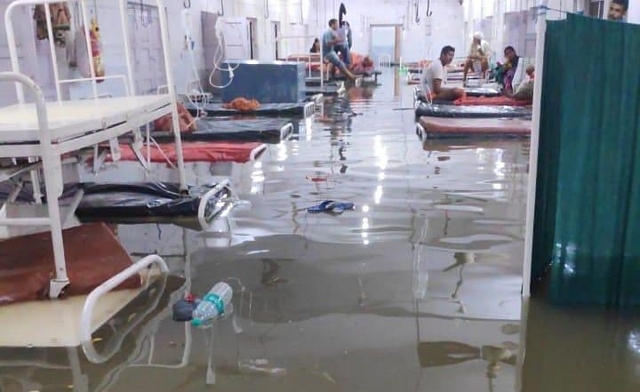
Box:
xmin=463 ymin=32 xmax=491 ymax=86
xmin=421 ymin=46 xmax=465 ymax=102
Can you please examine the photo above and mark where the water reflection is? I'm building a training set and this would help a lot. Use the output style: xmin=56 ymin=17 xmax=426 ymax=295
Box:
xmin=3 ymin=69 xmax=633 ymax=392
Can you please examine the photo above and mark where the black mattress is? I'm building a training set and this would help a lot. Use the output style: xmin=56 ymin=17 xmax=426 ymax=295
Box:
xmin=465 ymin=87 xmax=502 ymax=97
xmin=150 ymin=118 xmax=292 ymax=144
xmin=333 ymin=70 xmax=381 ymax=80
xmin=75 ymin=182 xmax=230 ymax=222
xmin=185 ymin=102 xmax=309 ymax=117
xmin=305 ymin=85 xmax=340 ymax=95
xmin=414 ymin=87 xmax=502 ymax=103
xmin=0 ymin=182 xmax=230 ymax=223
xmin=415 ymin=102 xmax=532 ymax=119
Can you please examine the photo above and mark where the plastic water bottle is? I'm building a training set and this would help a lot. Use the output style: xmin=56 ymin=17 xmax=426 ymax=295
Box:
xmin=191 ymin=282 xmax=233 ymax=326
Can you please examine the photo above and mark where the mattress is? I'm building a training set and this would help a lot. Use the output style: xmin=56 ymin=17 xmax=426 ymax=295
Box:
xmin=185 ymin=102 xmax=310 ymax=117
xmin=414 ymin=87 xmax=502 ymax=104
xmin=115 ymin=141 xmax=266 ymax=164
xmin=0 ymin=181 xmax=231 ymax=226
xmin=464 ymin=87 xmax=503 ymax=97
xmin=418 ymin=116 xmax=531 ymax=138
xmin=305 ymin=85 xmax=341 ymax=95
xmin=75 ymin=182 xmax=230 ymax=221
xmin=0 ymin=223 xmax=140 ymax=306
xmin=149 ymin=118 xmax=292 ymax=144
xmin=454 ymin=96 xmax=530 ymax=106
xmin=415 ymin=102 xmax=532 ymax=119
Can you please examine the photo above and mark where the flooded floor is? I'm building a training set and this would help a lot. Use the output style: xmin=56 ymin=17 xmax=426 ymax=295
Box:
xmin=1 ymin=70 xmax=639 ymax=391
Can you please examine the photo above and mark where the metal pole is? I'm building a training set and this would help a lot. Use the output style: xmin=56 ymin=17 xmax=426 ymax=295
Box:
xmin=522 ymin=0 xmax=548 ymax=297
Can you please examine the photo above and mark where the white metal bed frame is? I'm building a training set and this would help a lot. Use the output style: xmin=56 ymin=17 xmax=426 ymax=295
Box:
xmin=277 ymin=35 xmax=324 ymax=89
xmin=0 ymin=0 xmax=187 ymax=299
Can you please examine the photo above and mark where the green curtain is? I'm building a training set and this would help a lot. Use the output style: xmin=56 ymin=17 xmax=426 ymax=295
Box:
xmin=532 ymin=14 xmax=640 ymax=307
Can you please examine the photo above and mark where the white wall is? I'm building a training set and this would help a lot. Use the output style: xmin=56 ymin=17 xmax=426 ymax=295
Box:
xmin=304 ymin=0 xmax=465 ymax=63
xmin=628 ymin=0 xmax=640 ymax=24
xmin=0 ymin=0 xmax=312 ymax=103
xmin=464 ymin=0 xmax=581 ymax=64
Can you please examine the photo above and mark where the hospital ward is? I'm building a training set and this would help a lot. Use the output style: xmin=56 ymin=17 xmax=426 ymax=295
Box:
xmin=0 ymin=0 xmax=638 ymax=391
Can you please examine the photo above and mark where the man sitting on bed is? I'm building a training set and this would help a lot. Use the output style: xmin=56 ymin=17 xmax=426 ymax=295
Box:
xmin=463 ymin=32 xmax=491 ymax=86
xmin=334 ymin=20 xmax=352 ymax=67
xmin=421 ymin=46 xmax=465 ymax=102
xmin=322 ymin=18 xmax=356 ymax=80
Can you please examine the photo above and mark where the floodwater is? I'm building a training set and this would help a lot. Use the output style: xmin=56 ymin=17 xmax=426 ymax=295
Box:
xmin=1 ymin=70 xmax=640 ymax=392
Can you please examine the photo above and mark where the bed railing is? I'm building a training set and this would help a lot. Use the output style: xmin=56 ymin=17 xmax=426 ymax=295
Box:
xmin=378 ymin=53 xmax=392 ymax=68
xmin=80 ymin=255 xmax=169 ymax=353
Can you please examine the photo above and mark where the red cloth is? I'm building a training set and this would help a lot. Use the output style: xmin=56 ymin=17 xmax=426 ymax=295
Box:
xmin=453 ymin=96 xmax=530 ymax=107
xmin=109 ymin=142 xmax=265 ymax=164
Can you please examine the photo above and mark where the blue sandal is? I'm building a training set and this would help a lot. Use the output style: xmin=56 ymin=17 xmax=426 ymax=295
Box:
xmin=307 ymin=200 xmax=355 ymax=214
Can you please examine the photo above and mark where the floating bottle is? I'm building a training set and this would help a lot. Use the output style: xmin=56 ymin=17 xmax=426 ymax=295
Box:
xmin=191 ymin=282 xmax=233 ymax=326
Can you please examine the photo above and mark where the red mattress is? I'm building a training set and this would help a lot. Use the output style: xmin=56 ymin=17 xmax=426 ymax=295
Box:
xmin=454 ymin=96 xmax=531 ymax=107
xmin=0 ymin=223 xmax=140 ymax=305
xmin=111 ymin=142 xmax=265 ymax=164
xmin=419 ymin=116 xmax=531 ymax=137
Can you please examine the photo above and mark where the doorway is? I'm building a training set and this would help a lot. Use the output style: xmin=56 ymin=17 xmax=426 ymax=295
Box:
xmin=247 ymin=17 xmax=258 ymax=59
xmin=370 ymin=24 xmax=402 ymax=66
xmin=271 ymin=21 xmax=281 ymax=60
xmin=128 ymin=2 xmax=165 ymax=94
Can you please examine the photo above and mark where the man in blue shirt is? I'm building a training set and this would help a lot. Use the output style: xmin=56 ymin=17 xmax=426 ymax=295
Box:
xmin=322 ymin=19 xmax=356 ymax=80
xmin=334 ymin=21 xmax=351 ymax=67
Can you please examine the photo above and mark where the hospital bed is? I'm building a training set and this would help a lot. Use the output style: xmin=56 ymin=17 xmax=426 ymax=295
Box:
xmin=0 ymin=0 xmax=189 ymax=332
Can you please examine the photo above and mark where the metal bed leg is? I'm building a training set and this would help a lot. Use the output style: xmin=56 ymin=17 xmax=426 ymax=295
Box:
xmin=416 ymin=122 xmax=427 ymax=141
xmin=42 ymin=155 xmax=70 ymax=298
xmin=168 ymin=104 xmax=188 ymax=193
xmin=29 ymin=159 xmax=43 ymax=204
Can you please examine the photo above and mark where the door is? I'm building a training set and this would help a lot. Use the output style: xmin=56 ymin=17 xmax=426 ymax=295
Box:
xmin=221 ymin=17 xmax=250 ymax=60
xmin=588 ymin=0 xmax=605 ymax=18
xmin=394 ymin=25 xmax=402 ymax=64
xmin=128 ymin=2 xmax=166 ymax=94
xmin=370 ymin=25 xmax=396 ymax=67
xmin=247 ymin=17 xmax=258 ymax=60
xmin=271 ymin=21 xmax=281 ymax=60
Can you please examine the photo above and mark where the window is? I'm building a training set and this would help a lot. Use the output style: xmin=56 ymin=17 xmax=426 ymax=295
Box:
xmin=588 ymin=0 xmax=605 ymax=18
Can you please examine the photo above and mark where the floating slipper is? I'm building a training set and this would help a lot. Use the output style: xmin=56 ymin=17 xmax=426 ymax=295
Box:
xmin=307 ymin=200 xmax=336 ymax=213
xmin=331 ymin=202 xmax=355 ymax=214
xmin=307 ymin=200 xmax=355 ymax=215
